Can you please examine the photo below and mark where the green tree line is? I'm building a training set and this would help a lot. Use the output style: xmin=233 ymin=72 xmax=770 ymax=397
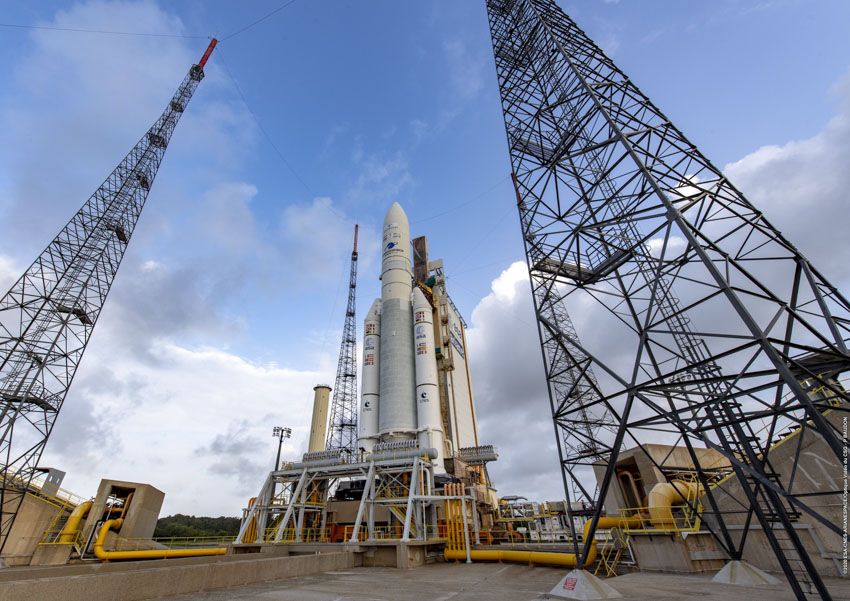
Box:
xmin=154 ymin=514 xmax=241 ymax=538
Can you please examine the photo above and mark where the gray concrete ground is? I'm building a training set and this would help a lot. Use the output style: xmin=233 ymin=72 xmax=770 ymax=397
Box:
xmin=156 ymin=563 xmax=850 ymax=601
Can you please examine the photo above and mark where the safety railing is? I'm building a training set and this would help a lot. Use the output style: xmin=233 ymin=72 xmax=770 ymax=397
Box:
xmin=39 ymin=526 xmax=84 ymax=548
xmin=616 ymin=504 xmax=702 ymax=534
xmin=26 ymin=472 xmax=88 ymax=507
xmin=343 ymin=525 xmax=405 ymax=541
xmin=594 ymin=525 xmax=631 ymax=577
xmin=108 ymin=535 xmax=232 ymax=551
xmin=267 ymin=527 xmax=331 ymax=543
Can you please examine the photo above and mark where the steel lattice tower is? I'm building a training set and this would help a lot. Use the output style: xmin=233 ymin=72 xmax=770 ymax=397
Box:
xmin=326 ymin=225 xmax=359 ymax=454
xmin=486 ymin=1 xmax=848 ymax=598
xmin=0 ymin=39 xmax=217 ymax=552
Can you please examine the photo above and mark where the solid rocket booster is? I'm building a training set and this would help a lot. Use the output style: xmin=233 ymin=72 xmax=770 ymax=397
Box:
xmin=358 ymin=299 xmax=382 ymax=452
xmin=412 ymin=287 xmax=445 ymax=472
xmin=378 ymin=202 xmax=417 ymax=440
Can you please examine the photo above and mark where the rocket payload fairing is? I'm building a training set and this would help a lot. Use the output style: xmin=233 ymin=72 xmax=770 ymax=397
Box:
xmin=357 ymin=202 xmax=446 ymax=472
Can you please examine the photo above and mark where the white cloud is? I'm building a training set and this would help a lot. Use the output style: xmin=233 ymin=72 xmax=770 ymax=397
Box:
xmin=444 ymin=39 xmax=486 ymax=101
xmin=44 ymin=337 xmax=325 ymax=515
xmin=347 ymin=151 xmax=415 ymax=206
xmin=724 ymin=74 xmax=850 ymax=285
xmin=279 ymin=197 xmax=377 ymax=287
xmin=466 ymin=262 xmax=567 ymax=501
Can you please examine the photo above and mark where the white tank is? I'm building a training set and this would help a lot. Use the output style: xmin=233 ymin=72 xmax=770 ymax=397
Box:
xmin=378 ymin=202 xmax=417 ymax=441
xmin=358 ymin=299 xmax=381 ymax=453
xmin=412 ymin=287 xmax=445 ymax=472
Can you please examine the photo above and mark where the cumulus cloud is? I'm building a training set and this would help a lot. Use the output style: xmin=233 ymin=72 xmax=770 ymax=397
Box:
xmin=279 ymin=197 xmax=378 ymax=287
xmin=466 ymin=262 xmax=567 ymax=501
xmin=724 ymin=73 xmax=850 ymax=287
xmin=44 ymin=337 xmax=323 ymax=515
xmin=347 ymin=151 xmax=415 ymax=206
xmin=444 ymin=39 xmax=486 ymax=101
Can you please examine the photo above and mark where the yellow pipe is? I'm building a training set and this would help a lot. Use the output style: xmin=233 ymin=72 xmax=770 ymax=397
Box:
xmin=58 ymin=500 xmax=92 ymax=543
xmin=647 ymin=480 xmax=700 ymax=527
xmin=94 ymin=519 xmax=226 ymax=561
xmin=445 ymin=514 xmax=642 ymax=568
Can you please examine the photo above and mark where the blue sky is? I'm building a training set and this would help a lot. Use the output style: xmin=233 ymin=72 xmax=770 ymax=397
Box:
xmin=0 ymin=0 xmax=849 ymax=514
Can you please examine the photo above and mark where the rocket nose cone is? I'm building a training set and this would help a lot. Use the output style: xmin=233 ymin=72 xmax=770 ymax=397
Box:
xmin=384 ymin=202 xmax=409 ymax=227
xmin=368 ymin=298 xmax=383 ymax=317
xmin=412 ymin=286 xmax=428 ymax=308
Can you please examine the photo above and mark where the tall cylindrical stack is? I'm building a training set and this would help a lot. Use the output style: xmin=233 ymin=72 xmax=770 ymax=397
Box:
xmin=413 ymin=287 xmax=445 ymax=472
xmin=308 ymin=385 xmax=331 ymax=453
xmin=358 ymin=299 xmax=382 ymax=452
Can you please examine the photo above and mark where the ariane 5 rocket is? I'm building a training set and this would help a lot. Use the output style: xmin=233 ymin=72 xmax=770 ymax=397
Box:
xmin=358 ymin=202 xmax=445 ymax=472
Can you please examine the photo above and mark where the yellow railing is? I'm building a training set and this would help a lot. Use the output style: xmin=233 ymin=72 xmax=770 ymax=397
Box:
xmin=617 ymin=504 xmax=701 ymax=534
xmin=39 ymin=526 xmax=84 ymax=547
xmin=106 ymin=535 xmax=232 ymax=551
xmin=343 ymin=525 xmax=404 ymax=541
xmin=26 ymin=472 xmax=88 ymax=507
xmin=444 ymin=482 xmax=465 ymax=551
xmin=594 ymin=525 xmax=630 ymax=577
xmin=266 ymin=527 xmax=330 ymax=543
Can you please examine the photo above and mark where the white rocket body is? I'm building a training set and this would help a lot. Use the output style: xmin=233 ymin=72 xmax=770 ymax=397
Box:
xmin=412 ymin=287 xmax=445 ymax=472
xmin=377 ymin=202 xmax=417 ymax=441
xmin=358 ymin=299 xmax=381 ymax=453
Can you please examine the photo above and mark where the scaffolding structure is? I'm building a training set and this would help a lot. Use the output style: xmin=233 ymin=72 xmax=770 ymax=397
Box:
xmin=236 ymin=443 xmax=440 ymax=545
xmin=485 ymin=1 xmax=848 ymax=598
xmin=0 ymin=39 xmax=217 ymax=552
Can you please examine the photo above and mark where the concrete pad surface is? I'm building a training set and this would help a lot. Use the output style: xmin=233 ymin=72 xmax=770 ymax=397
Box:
xmin=154 ymin=563 xmax=850 ymax=601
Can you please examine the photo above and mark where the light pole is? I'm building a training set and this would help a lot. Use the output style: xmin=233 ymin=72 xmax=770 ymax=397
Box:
xmin=272 ymin=426 xmax=291 ymax=470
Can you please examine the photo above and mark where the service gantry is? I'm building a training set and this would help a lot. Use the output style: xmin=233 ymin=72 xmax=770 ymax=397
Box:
xmin=0 ymin=39 xmax=218 ymax=552
xmin=485 ymin=1 xmax=848 ymax=599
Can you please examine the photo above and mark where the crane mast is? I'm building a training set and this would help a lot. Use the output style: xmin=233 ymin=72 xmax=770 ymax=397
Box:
xmin=326 ymin=225 xmax=359 ymax=455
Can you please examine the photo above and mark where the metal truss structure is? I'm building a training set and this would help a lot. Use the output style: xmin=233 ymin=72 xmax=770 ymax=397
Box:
xmin=0 ymin=39 xmax=217 ymax=552
xmin=485 ymin=1 xmax=849 ymax=598
xmin=236 ymin=445 xmax=440 ymax=545
xmin=326 ymin=225 xmax=359 ymax=454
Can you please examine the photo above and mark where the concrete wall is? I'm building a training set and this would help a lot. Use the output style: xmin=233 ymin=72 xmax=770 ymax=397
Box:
xmin=0 ymin=550 xmax=361 ymax=601
xmin=1 ymin=492 xmax=65 ymax=566
xmin=710 ymin=406 xmax=845 ymax=576
xmin=628 ymin=532 xmax=726 ymax=573
xmin=593 ymin=419 xmax=844 ymax=577
xmin=592 ymin=443 xmax=729 ymax=518
xmin=81 ymin=479 xmax=164 ymax=545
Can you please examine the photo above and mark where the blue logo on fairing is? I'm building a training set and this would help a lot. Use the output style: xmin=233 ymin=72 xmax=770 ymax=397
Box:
xmin=386 ymin=242 xmax=396 ymax=250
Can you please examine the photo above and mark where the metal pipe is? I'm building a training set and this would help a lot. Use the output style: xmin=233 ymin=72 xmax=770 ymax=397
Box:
xmin=367 ymin=447 xmax=437 ymax=463
xmin=93 ymin=519 xmax=226 ymax=561
xmin=445 ymin=516 xmax=642 ymax=568
xmin=58 ymin=500 xmax=92 ymax=543
xmin=460 ymin=494 xmax=471 ymax=563
xmin=647 ymin=480 xmax=700 ymax=528
xmin=402 ymin=458 xmax=420 ymax=541
xmin=349 ymin=463 xmax=375 ymax=543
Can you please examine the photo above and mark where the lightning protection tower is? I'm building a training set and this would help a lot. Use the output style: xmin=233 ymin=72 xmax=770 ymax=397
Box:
xmin=0 ymin=39 xmax=218 ymax=552
xmin=326 ymin=224 xmax=359 ymax=455
xmin=486 ymin=1 xmax=848 ymax=598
